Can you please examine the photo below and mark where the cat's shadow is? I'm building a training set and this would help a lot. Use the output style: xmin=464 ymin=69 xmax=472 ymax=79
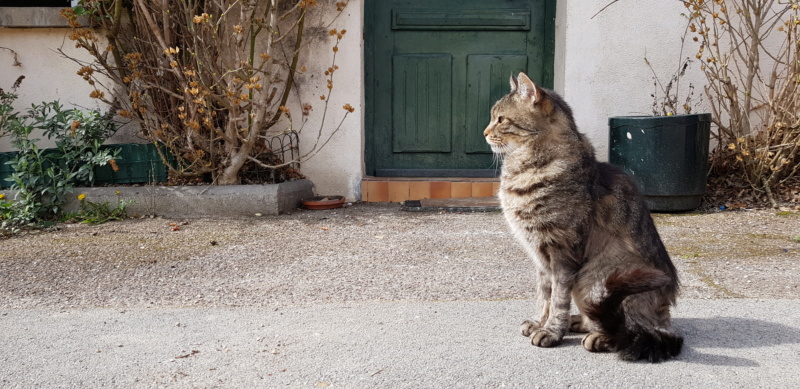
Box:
xmin=672 ymin=316 xmax=800 ymax=366
xmin=558 ymin=316 xmax=799 ymax=366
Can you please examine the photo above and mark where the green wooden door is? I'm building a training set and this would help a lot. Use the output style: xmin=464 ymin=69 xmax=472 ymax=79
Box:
xmin=365 ymin=0 xmax=555 ymax=177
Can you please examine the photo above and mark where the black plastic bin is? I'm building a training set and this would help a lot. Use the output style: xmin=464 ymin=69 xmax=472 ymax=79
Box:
xmin=609 ymin=114 xmax=711 ymax=212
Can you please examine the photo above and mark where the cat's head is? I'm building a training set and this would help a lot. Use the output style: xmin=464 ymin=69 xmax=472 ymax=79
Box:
xmin=483 ymin=72 xmax=562 ymax=155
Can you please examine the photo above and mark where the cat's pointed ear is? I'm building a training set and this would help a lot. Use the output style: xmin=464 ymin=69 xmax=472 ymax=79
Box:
xmin=509 ymin=74 xmax=518 ymax=93
xmin=515 ymin=72 xmax=541 ymax=104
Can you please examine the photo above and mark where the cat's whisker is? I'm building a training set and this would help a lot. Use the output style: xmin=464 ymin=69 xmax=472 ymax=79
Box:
xmin=489 ymin=150 xmax=504 ymax=173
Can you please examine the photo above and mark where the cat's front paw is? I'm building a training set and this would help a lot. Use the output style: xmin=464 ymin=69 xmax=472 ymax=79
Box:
xmin=582 ymin=331 xmax=611 ymax=352
xmin=530 ymin=328 xmax=562 ymax=348
xmin=521 ymin=320 xmax=542 ymax=337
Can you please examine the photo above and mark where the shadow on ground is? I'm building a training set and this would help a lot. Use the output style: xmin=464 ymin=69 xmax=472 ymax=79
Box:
xmin=676 ymin=316 xmax=800 ymax=367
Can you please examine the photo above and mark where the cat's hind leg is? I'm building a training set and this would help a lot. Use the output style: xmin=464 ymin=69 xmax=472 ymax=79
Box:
xmin=569 ymin=287 xmax=598 ymax=333
xmin=582 ymin=332 xmax=612 ymax=352
xmin=570 ymin=314 xmax=591 ymax=333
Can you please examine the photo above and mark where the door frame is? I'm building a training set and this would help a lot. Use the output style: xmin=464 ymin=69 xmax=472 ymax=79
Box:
xmin=363 ymin=0 xmax=557 ymax=177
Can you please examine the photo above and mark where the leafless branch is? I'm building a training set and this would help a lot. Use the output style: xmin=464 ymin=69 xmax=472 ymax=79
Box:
xmin=592 ymin=0 xmax=621 ymax=19
xmin=0 ymin=46 xmax=22 ymax=67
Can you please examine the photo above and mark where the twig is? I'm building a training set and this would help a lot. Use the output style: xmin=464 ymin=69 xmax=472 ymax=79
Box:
xmin=370 ymin=368 xmax=385 ymax=377
xmin=591 ymin=0 xmax=621 ymax=19
xmin=0 ymin=47 xmax=22 ymax=66
xmin=174 ymin=350 xmax=200 ymax=359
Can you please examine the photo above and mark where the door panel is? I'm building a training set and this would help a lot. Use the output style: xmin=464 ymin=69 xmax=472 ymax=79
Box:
xmin=392 ymin=54 xmax=453 ymax=153
xmin=392 ymin=9 xmax=531 ymax=31
xmin=366 ymin=0 xmax=555 ymax=176
xmin=465 ymin=54 xmax=528 ymax=154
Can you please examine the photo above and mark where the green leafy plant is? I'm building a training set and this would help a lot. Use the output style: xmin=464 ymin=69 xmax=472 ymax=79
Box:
xmin=1 ymin=101 xmax=119 ymax=230
xmin=63 ymin=191 xmax=131 ymax=225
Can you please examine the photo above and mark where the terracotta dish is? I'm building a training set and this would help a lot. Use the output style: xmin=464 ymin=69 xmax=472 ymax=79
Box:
xmin=302 ymin=195 xmax=345 ymax=210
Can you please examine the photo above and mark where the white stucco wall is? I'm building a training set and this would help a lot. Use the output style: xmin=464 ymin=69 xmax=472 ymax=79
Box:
xmin=554 ymin=1 xmax=708 ymax=160
xmin=293 ymin=0 xmax=364 ymax=201
xmin=3 ymin=2 xmax=714 ymax=200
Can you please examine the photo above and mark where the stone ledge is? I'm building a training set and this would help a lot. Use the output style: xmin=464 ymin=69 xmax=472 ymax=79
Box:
xmin=0 ymin=7 xmax=86 ymax=28
xmin=0 ymin=179 xmax=315 ymax=218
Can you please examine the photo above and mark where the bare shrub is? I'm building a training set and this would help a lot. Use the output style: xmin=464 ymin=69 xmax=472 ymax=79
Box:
xmin=61 ymin=0 xmax=352 ymax=185
xmin=686 ymin=0 xmax=800 ymax=206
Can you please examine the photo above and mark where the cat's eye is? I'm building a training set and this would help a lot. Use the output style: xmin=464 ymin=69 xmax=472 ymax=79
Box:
xmin=497 ymin=116 xmax=505 ymax=123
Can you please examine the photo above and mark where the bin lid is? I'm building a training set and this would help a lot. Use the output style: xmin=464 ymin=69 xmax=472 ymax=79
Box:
xmin=609 ymin=113 xmax=711 ymax=128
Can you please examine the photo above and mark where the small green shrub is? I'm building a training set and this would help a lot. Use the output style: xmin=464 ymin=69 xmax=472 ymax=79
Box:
xmin=1 ymin=101 xmax=118 ymax=231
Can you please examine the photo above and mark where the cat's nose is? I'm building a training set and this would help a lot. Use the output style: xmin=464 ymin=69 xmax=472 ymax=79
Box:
xmin=483 ymin=127 xmax=491 ymax=137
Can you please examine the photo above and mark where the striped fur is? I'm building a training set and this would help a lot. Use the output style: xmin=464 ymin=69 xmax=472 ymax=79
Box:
xmin=485 ymin=72 xmax=682 ymax=362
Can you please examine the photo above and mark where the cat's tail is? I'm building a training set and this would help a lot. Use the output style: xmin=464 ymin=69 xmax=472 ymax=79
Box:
xmin=584 ymin=268 xmax=683 ymax=362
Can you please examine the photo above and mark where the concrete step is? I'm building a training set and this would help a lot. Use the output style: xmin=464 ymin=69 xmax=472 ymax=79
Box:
xmin=401 ymin=196 xmax=500 ymax=212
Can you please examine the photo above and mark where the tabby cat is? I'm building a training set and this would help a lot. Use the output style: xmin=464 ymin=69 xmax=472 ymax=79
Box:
xmin=484 ymin=72 xmax=683 ymax=362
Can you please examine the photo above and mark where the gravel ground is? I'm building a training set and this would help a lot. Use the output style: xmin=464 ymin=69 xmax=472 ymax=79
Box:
xmin=1 ymin=203 xmax=799 ymax=309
